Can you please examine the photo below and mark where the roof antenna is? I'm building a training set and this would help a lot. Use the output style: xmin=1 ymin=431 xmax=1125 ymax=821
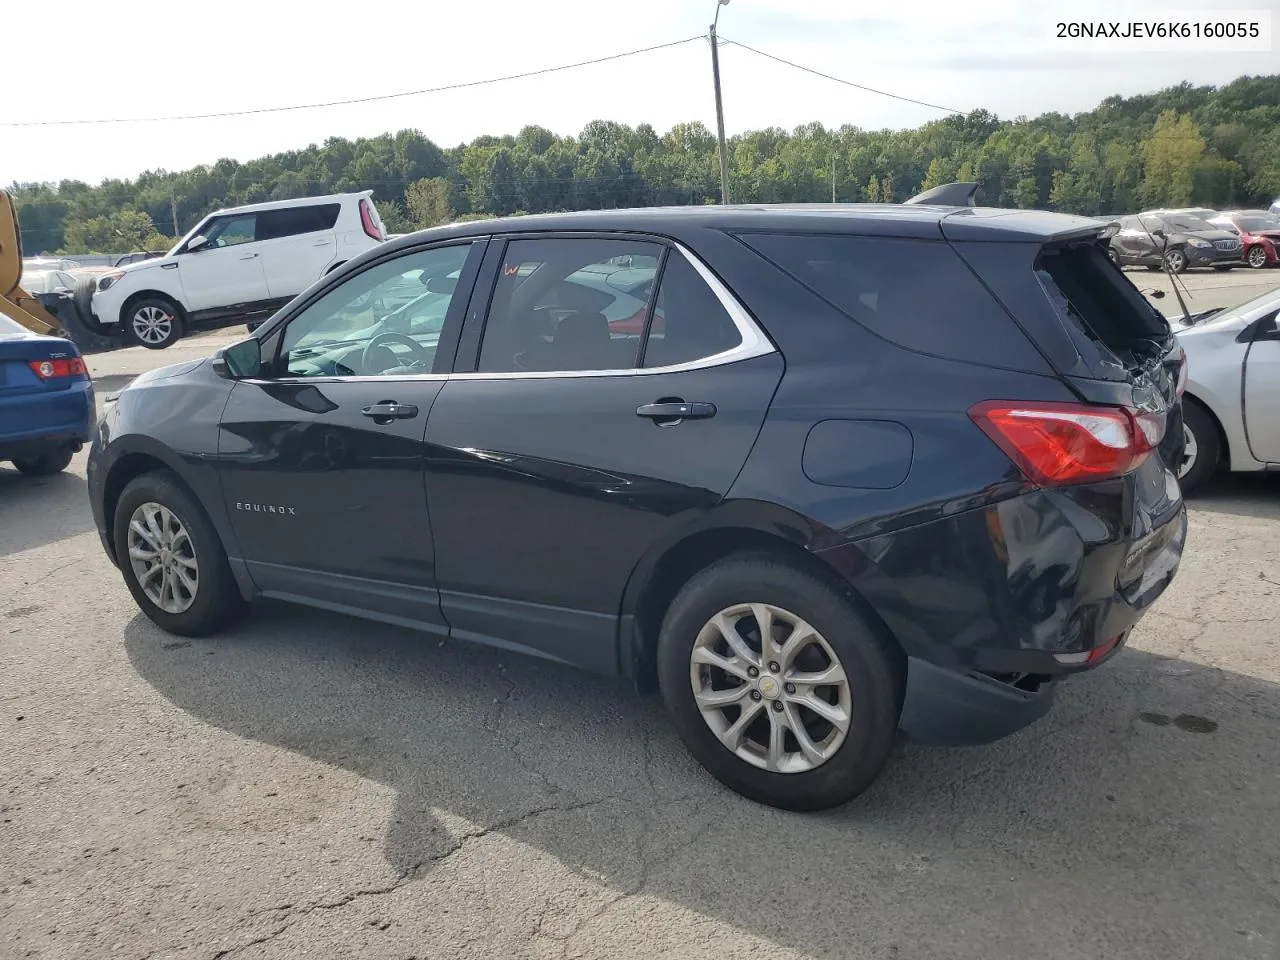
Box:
xmin=904 ymin=182 xmax=979 ymax=207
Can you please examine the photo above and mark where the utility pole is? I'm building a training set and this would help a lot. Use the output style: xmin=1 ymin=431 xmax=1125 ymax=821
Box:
xmin=831 ymin=154 xmax=836 ymax=203
xmin=170 ymin=193 xmax=180 ymax=237
xmin=710 ymin=0 xmax=731 ymax=204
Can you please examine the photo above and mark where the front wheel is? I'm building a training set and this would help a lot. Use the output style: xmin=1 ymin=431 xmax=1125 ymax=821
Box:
xmin=1164 ymin=249 xmax=1188 ymax=274
xmin=12 ymin=448 xmax=74 ymax=476
xmin=1247 ymin=245 xmax=1269 ymax=269
xmin=125 ymin=298 xmax=185 ymax=349
xmin=657 ymin=555 xmax=903 ymax=811
xmin=113 ymin=470 xmax=248 ymax=635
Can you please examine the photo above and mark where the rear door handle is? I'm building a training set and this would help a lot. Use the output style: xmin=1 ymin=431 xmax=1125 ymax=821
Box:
xmin=636 ymin=400 xmax=716 ymax=422
xmin=240 ymin=252 xmax=259 ymax=260
xmin=361 ymin=401 xmax=419 ymax=421
xmin=312 ymin=240 xmax=331 ymax=246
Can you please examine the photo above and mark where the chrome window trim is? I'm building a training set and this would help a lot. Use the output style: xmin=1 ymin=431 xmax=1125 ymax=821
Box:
xmin=245 ymin=240 xmax=775 ymax=387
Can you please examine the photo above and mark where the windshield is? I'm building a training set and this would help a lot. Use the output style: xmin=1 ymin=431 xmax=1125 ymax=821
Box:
xmin=1209 ymin=286 xmax=1280 ymax=322
xmin=1233 ymin=216 xmax=1280 ymax=233
xmin=1165 ymin=215 xmax=1214 ymax=232
xmin=21 ymin=271 xmax=55 ymax=294
xmin=0 ymin=313 xmax=31 ymax=339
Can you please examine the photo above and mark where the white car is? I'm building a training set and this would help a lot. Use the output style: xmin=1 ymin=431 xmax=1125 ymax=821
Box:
xmin=1171 ymin=287 xmax=1280 ymax=492
xmin=90 ymin=192 xmax=386 ymax=348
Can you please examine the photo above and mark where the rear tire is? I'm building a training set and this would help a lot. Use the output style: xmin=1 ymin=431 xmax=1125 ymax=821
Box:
xmin=657 ymin=554 xmax=903 ymax=811
xmin=112 ymin=470 xmax=248 ymax=635
xmin=1177 ymin=400 xmax=1221 ymax=496
xmin=12 ymin=448 xmax=74 ymax=476
xmin=124 ymin=296 xmax=185 ymax=349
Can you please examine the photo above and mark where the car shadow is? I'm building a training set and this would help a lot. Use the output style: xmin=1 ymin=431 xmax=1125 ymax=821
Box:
xmin=1187 ymin=473 xmax=1280 ymax=521
xmin=0 ymin=465 xmax=93 ymax=559
xmin=123 ymin=601 xmax=1280 ymax=957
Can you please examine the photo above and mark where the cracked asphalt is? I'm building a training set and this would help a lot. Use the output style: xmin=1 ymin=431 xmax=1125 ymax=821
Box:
xmin=4 ymin=291 xmax=1280 ymax=959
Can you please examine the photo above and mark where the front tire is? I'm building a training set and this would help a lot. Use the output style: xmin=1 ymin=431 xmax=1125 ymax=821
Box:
xmin=1164 ymin=249 xmax=1188 ymax=274
xmin=1177 ymin=400 xmax=1221 ymax=495
xmin=125 ymin=297 xmax=185 ymax=349
xmin=113 ymin=470 xmax=248 ymax=635
xmin=1247 ymin=245 xmax=1269 ymax=269
xmin=657 ymin=554 xmax=903 ymax=811
xmin=12 ymin=448 xmax=74 ymax=476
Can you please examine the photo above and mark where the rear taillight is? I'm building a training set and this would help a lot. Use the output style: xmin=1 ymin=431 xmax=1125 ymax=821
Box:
xmin=359 ymin=199 xmax=383 ymax=240
xmin=29 ymin=357 xmax=88 ymax=380
xmin=969 ymin=400 xmax=1159 ymax=486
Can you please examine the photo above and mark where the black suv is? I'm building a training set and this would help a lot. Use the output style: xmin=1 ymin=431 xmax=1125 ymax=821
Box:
xmin=1109 ymin=212 xmax=1242 ymax=272
xmin=88 ymin=192 xmax=1188 ymax=811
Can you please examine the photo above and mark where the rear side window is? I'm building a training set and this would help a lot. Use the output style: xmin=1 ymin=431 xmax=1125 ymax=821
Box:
xmin=738 ymin=233 xmax=1045 ymax=370
xmin=257 ymin=204 xmax=341 ymax=242
xmin=477 ymin=237 xmax=663 ymax=373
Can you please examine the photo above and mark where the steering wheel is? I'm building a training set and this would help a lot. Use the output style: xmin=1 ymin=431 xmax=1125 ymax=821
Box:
xmin=360 ymin=332 xmax=432 ymax=374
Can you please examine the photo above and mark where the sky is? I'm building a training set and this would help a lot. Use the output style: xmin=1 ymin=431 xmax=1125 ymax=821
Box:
xmin=4 ymin=0 xmax=1276 ymax=186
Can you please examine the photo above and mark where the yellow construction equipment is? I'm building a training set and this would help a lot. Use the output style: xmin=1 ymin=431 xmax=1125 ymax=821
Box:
xmin=0 ymin=189 xmax=69 ymax=338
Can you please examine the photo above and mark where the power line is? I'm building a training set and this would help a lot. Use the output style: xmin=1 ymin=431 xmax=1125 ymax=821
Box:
xmin=2 ymin=36 xmax=706 ymax=128
xmin=720 ymin=37 xmax=965 ymax=116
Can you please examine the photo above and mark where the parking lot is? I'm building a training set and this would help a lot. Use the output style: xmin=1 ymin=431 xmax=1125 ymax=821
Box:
xmin=3 ymin=271 xmax=1279 ymax=960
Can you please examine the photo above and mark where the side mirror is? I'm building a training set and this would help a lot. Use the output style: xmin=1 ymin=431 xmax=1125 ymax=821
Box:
xmin=186 ymin=235 xmax=210 ymax=253
xmin=1151 ymin=228 xmax=1167 ymax=244
xmin=54 ymin=286 xmax=72 ymax=295
xmin=212 ymin=338 xmax=262 ymax=379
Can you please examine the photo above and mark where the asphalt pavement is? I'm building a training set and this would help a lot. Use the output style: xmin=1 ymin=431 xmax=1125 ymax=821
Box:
xmin=2 ymin=272 xmax=1279 ymax=959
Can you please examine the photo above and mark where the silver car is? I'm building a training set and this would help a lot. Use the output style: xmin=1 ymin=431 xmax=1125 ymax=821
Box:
xmin=1172 ymin=287 xmax=1280 ymax=491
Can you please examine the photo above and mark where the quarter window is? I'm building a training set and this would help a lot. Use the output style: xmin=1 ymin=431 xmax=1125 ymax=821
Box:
xmin=278 ymin=243 xmax=474 ymax=378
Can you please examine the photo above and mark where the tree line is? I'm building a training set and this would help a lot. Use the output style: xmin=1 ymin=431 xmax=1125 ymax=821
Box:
xmin=11 ymin=74 xmax=1280 ymax=255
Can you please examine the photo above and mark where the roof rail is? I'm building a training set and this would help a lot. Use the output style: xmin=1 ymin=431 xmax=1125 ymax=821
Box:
xmin=903 ymin=181 xmax=979 ymax=207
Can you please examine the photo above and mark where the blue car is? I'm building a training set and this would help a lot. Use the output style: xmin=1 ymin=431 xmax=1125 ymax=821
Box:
xmin=0 ymin=312 xmax=94 ymax=476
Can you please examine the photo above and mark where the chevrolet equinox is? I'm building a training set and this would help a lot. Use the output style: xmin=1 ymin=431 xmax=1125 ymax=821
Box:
xmin=88 ymin=189 xmax=1189 ymax=811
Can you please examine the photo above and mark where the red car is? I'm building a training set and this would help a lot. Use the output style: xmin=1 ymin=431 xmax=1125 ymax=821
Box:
xmin=1208 ymin=211 xmax=1280 ymax=269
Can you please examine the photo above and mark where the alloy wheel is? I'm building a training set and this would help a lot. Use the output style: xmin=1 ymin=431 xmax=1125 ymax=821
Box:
xmin=132 ymin=305 xmax=174 ymax=345
xmin=689 ymin=602 xmax=852 ymax=774
xmin=1165 ymin=250 xmax=1186 ymax=273
xmin=1248 ymin=246 xmax=1268 ymax=268
xmin=1177 ymin=423 xmax=1198 ymax=481
xmin=127 ymin=501 xmax=199 ymax=614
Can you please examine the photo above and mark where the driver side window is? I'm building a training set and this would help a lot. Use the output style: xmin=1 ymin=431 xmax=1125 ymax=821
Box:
xmin=203 ymin=213 xmax=258 ymax=248
xmin=278 ymin=242 xmax=475 ymax=379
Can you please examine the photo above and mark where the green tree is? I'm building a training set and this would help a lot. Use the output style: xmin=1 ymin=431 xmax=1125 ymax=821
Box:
xmin=61 ymin=210 xmax=170 ymax=253
xmin=1141 ymin=110 xmax=1206 ymax=206
xmin=866 ymin=175 xmax=882 ymax=202
xmin=404 ymin=177 xmax=456 ymax=228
